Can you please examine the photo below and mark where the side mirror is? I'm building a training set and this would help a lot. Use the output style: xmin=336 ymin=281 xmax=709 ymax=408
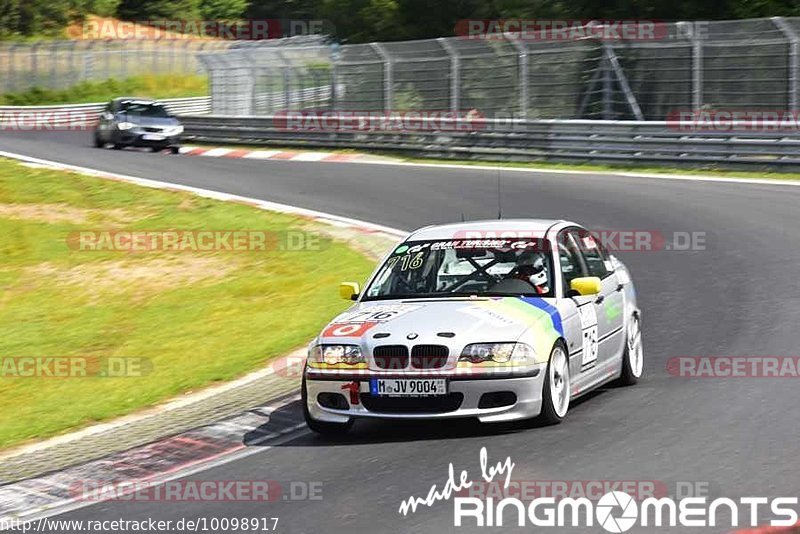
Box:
xmin=569 ymin=277 xmax=602 ymax=296
xmin=339 ymin=282 xmax=360 ymax=301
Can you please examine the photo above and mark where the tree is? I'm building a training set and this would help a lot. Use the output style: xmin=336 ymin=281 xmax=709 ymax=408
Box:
xmin=200 ymin=0 xmax=248 ymax=20
xmin=117 ymin=0 xmax=202 ymax=21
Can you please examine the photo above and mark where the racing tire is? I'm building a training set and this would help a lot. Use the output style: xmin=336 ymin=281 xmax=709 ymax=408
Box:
xmin=93 ymin=135 xmax=104 ymax=148
xmin=538 ymin=343 xmax=570 ymax=425
xmin=302 ymin=376 xmax=353 ymax=436
xmin=616 ymin=313 xmax=643 ymax=386
xmin=170 ymin=146 xmax=180 ymax=155
xmin=111 ymin=143 xmax=123 ymax=150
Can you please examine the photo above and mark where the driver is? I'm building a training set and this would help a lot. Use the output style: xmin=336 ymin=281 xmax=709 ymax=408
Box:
xmin=510 ymin=252 xmax=550 ymax=295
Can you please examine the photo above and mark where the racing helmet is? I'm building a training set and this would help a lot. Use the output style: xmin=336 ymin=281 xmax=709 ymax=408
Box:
xmin=516 ymin=252 xmax=549 ymax=293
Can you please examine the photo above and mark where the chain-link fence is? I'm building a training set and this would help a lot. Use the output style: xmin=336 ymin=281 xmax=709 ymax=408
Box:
xmin=0 ymin=39 xmax=235 ymax=94
xmin=199 ymin=37 xmax=331 ymax=115
xmin=198 ymin=17 xmax=800 ymax=120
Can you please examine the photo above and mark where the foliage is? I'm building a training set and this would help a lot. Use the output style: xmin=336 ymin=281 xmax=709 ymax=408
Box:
xmin=0 ymin=74 xmax=208 ymax=105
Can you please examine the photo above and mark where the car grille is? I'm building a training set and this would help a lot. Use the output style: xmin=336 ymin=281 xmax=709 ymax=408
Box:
xmin=360 ymin=393 xmax=464 ymax=414
xmin=143 ymin=127 xmax=163 ymax=133
xmin=411 ymin=345 xmax=449 ymax=369
xmin=373 ymin=345 xmax=409 ymax=369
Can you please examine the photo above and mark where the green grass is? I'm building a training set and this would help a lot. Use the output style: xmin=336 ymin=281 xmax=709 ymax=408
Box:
xmin=0 ymin=158 xmax=375 ymax=449
xmin=0 ymin=74 xmax=208 ymax=105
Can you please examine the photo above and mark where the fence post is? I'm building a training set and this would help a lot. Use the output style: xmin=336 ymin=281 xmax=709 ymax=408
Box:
xmin=105 ymin=39 xmax=111 ymax=80
xmin=508 ymin=38 xmax=528 ymax=119
xmin=692 ymin=37 xmax=703 ymax=110
xmin=603 ymin=44 xmax=644 ymax=120
xmin=437 ymin=38 xmax=460 ymax=112
xmin=330 ymin=43 xmax=339 ymax=111
xmin=772 ymin=16 xmax=799 ymax=112
xmin=371 ymin=43 xmax=392 ymax=112
xmin=9 ymin=44 xmax=18 ymax=93
xmin=275 ymin=50 xmax=291 ymax=113
xmin=602 ymin=49 xmax=613 ymax=119
xmin=31 ymin=43 xmax=39 ymax=88
xmin=50 ymin=42 xmax=58 ymax=89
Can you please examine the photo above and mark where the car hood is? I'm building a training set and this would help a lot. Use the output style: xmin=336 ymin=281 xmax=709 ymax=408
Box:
xmin=318 ymin=297 xmax=563 ymax=361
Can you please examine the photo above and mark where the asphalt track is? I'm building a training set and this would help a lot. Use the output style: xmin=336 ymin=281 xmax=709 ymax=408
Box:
xmin=2 ymin=130 xmax=800 ymax=533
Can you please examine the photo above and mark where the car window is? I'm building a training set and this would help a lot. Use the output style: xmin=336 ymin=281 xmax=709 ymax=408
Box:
xmin=363 ymin=238 xmax=555 ymax=300
xmin=121 ymin=103 xmax=169 ymax=118
xmin=573 ymin=229 xmax=611 ymax=279
xmin=557 ymin=232 xmax=586 ymax=292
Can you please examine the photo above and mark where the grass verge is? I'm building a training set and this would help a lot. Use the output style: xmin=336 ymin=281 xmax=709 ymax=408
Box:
xmin=0 ymin=157 xmax=375 ymax=449
xmin=0 ymin=74 xmax=208 ymax=105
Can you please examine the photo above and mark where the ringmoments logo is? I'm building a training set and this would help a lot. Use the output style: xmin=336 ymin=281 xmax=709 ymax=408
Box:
xmin=596 ymin=491 xmax=638 ymax=532
xmin=396 ymin=448 xmax=800 ymax=530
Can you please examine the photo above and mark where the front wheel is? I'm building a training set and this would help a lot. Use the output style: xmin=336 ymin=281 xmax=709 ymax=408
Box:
xmin=302 ymin=376 xmax=353 ymax=436
xmin=539 ymin=343 xmax=570 ymax=425
xmin=617 ymin=314 xmax=643 ymax=386
xmin=93 ymin=134 xmax=104 ymax=148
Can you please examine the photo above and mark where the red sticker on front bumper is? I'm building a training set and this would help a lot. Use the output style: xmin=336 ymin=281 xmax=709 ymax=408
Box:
xmin=322 ymin=322 xmax=378 ymax=338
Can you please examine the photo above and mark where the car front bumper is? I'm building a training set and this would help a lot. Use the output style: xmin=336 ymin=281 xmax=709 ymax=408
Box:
xmin=304 ymin=369 xmax=544 ymax=424
xmin=118 ymin=131 xmax=181 ymax=147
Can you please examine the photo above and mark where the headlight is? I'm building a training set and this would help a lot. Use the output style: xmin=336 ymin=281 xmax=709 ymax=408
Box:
xmin=165 ymin=125 xmax=183 ymax=135
xmin=310 ymin=344 xmax=364 ymax=366
xmin=459 ymin=343 xmax=536 ymax=365
xmin=117 ymin=122 xmax=135 ymax=130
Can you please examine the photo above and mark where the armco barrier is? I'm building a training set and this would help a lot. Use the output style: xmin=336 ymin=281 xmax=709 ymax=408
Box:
xmin=178 ymin=115 xmax=800 ymax=170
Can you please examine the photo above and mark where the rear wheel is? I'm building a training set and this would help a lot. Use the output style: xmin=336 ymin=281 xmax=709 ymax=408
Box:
xmin=539 ymin=343 xmax=570 ymax=425
xmin=93 ymin=134 xmax=104 ymax=148
xmin=111 ymin=143 xmax=123 ymax=150
xmin=170 ymin=146 xmax=180 ymax=155
xmin=617 ymin=314 xmax=643 ymax=386
xmin=302 ymin=376 xmax=353 ymax=436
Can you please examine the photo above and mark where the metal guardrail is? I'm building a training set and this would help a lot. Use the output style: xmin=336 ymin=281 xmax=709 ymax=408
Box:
xmin=180 ymin=115 xmax=800 ymax=170
xmin=0 ymin=97 xmax=210 ymax=127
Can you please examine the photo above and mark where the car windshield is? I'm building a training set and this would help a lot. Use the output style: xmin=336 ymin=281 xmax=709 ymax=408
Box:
xmin=363 ymin=238 xmax=555 ymax=301
xmin=122 ymin=103 xmax=169 ymax=118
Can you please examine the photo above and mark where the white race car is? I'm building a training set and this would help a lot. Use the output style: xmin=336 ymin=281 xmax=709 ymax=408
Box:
xmin=303 ymin=219 xmax=643 ymax=434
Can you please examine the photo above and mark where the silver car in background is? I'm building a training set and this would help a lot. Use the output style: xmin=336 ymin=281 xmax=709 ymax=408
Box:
xmin=303 ymin=219 xmax=643 ymax=435
xmin=94 ymin=97 xmax=183 ymax=153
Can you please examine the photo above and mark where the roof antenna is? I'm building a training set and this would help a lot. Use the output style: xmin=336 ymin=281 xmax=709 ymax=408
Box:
xmin=497 ymin=171 xmax=503 ymax=219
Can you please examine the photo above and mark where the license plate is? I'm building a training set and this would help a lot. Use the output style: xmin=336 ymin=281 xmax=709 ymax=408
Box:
xmin=143 ymin=134 xmax=165 ymax=141
xmin=370 ymin=378 xmax=447 ymax=397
